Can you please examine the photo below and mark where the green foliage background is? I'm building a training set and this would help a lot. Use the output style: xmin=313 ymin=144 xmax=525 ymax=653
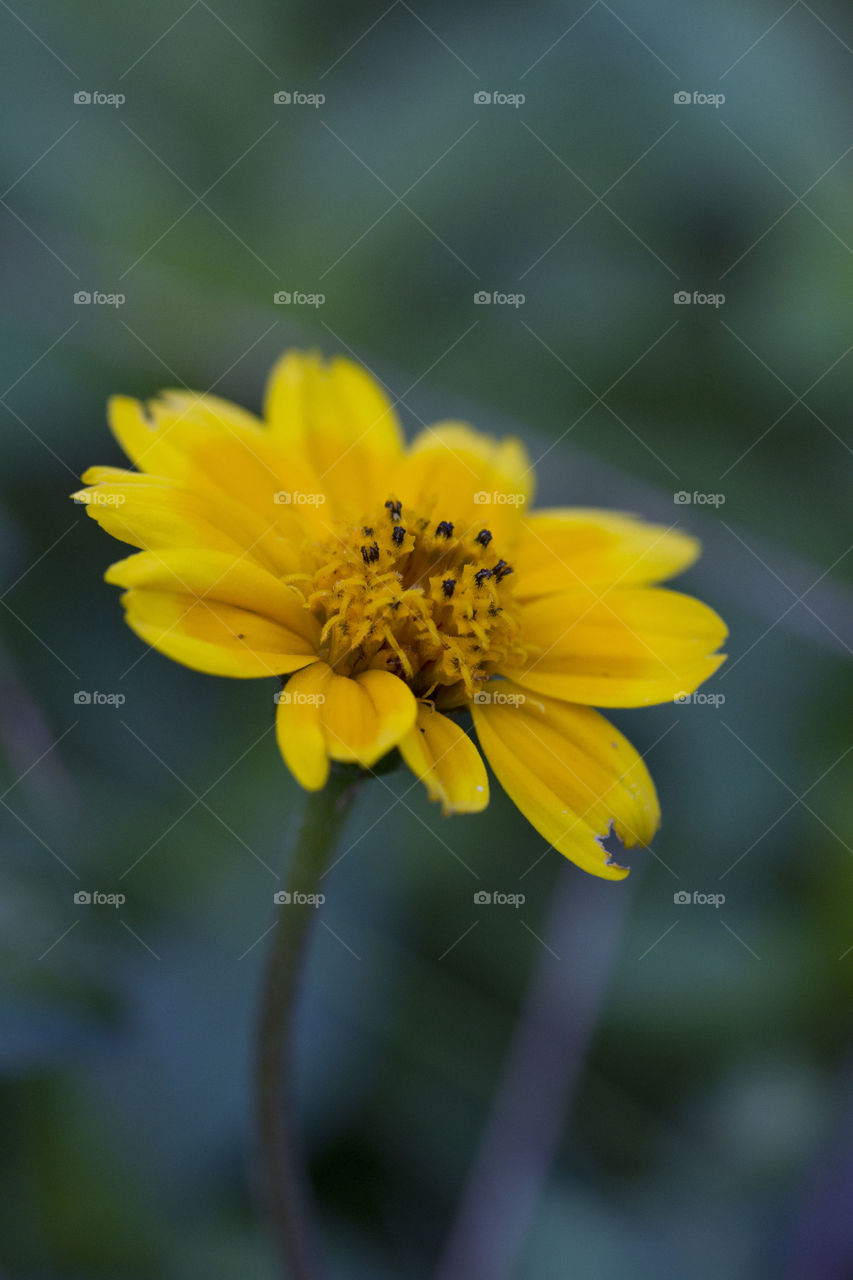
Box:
xmin=0 ymin=2 xmax=851 ymax=1277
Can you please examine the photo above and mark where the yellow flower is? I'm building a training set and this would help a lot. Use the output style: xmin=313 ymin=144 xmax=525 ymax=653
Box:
xmin=72 ymin=350 xmax=726 ymax=880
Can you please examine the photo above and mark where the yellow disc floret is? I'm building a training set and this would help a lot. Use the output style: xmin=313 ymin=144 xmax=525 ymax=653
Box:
xmin=285 ymin=499 xmax=527 ymax=708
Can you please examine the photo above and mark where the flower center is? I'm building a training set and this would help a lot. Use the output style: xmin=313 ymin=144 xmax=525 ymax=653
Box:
xmin=286 ymin=499 xmax=526 ymax=708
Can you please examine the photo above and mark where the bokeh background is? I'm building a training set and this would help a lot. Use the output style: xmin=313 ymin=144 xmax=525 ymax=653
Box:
xmin=1 ymin=1 xmax=852 ymax=1277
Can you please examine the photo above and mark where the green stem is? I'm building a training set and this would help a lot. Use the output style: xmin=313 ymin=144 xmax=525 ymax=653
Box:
xmin=255 ymin=768 xmax=361 ymax=1279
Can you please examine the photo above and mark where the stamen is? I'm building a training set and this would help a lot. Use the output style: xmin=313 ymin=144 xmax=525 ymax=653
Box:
xmin=294 ymin=500 xmax=525 ymax=707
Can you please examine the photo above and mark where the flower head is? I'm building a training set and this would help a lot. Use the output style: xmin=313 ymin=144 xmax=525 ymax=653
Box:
xmin=73 ymin=350 xmax=726 ymax=879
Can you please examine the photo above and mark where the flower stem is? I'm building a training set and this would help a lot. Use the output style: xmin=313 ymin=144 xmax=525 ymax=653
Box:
xmin=255 ymin=768 xmax=361 ymax=1279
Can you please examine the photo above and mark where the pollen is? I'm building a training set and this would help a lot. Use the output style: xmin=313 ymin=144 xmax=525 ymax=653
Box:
xmin=285 ymin=501 xmax=527 ymax=707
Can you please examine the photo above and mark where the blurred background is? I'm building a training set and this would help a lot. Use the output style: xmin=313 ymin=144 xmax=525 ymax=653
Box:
xmin=1 ymin=1 xmax=851 ymax=1276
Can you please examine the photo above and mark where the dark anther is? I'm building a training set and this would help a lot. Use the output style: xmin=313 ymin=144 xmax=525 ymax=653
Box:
xmin=435 ymin=520 xmax=454 ymax=539
xmin=385 ymin=499 xmax=402 ymax=522
xmin=362 ymin=526 xmax=374 ymax=537
xmin=368 ymin=542 xmax=380 ymax=563
xmin=442 ymin=578 xmax=456 ymax=598
xmin=391 ymin=526 xmax=406 ymax=547
xmin=475 ymin=529 xmax=493 ymax=547
xmin=493 ymin=559 xmax=513 ymax=580
xmin=360 ymin=545 xmax=370 ymax=565
xmin=474 ymin=567 xmax=493 ymax=586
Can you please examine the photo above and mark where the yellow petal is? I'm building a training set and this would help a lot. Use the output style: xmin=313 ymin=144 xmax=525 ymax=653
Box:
xmin=398 ymin=421 xmax=532 ymax=545
xmin=472 ymin=681 xmax=660 ymax=879
xmin=321 ymin=667 xmax=417 ymax=766
xmin=275 ymin=662 xmax=332 ymax=790
xmin=120 ymin=590 xmax=317 ymax=678
xmin=104 ymin=550 xmax=319 ymax=643
xmin=108 ymin=392 xmax=262 ymax=476
xmin=105 ymin=550 xmax=319 ymax=678
xmin=264 ymin=350 xmax=403 ymax=517
xmin=106 ymin=393 xmax=329 ymax=541
xmin=72 ymin=469 xmax=301 ymax=576
xmin=512 ymin=587 xmax=727 ymax=706
xmin=275 ymin=662 xmax=417 ymax=787
xmin=514 ymin=510 xmax=701 ymax=599
xmin=399 ymin=703 xmax=489 ymax=814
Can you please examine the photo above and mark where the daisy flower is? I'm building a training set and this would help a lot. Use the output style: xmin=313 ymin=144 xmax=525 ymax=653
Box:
xmin=72 ymin=350 xmax=726 ymax=879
